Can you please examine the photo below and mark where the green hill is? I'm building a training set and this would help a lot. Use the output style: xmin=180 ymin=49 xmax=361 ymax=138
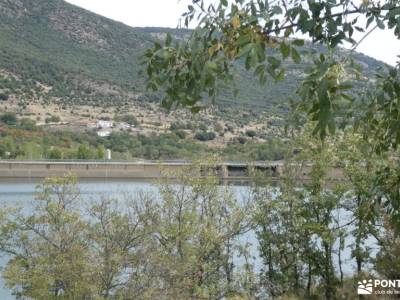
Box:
xmin=0 ymin=0 xmax=386 ymax=112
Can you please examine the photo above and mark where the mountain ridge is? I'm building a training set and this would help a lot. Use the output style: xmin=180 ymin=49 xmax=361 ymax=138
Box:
xmin=0 ymin=0 xmax=386 ymax=112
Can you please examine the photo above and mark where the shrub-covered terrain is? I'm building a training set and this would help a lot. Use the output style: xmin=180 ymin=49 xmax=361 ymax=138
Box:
xmin=0 ymin=0 xmax=385 ymax=111
xmin=0 ymin=114 xmax=286 ymax=161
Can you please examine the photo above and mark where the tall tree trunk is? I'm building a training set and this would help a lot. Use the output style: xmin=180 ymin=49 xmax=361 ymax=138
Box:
xmin=356 ymin=195 xmax=363 ymax=300
xmin=324 ymin=242 xmax=334 ymax=300
xmin=338 ymin=234 xmax=344 ymax=286
xmin=307 ymin=262 xmax=312 ymax=297
xmin=356 ymin=195 xmax=363 ymax=274
xmin=294 ymin=261 xmax=300 ymax=293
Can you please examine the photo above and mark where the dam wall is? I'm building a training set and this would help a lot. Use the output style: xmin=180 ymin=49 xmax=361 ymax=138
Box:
xmin=0 ymin=160 xmax=286 ymax=180
xmin=0 ymin=160 xmax=343 ymax=181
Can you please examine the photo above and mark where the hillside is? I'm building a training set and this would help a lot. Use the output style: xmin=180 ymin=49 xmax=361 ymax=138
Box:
xmin=0 ymin=0 xmax=386 ymax=113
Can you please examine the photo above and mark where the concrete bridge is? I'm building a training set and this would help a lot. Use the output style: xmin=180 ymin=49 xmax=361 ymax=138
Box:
xmin=0 ymin=160 xmax=290 ymax=181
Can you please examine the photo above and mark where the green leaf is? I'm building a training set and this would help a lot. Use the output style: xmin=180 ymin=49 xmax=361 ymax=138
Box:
xmin=376 ymin=18 xmax=385 ymax=29
xmin=277 ymin=69 xmax=285 ymax=81
xmin=238 ymin=43 xmax=253 ymax=58
xmin=267 ymin=56 xmax=281 ymax=68
xmin=205 ymin=61 xmax=218 ymax=71
xmin=292 ymin=39 xmax=304 ymax=46
xmin=272 ymin=6 xmax=283 ymax=15
xmin=255 ymin=43 xmax=266 ymax=62
xmin=330 ymin=32 xmax=345 ymax=47
xmin=165 ymin=34 xmax=172 ymax=46
xmin=280 ymin=42 xmax=290 ymax=59
xmin=336 ymin=84 xmax=353 ymax=90
xmin=291 ymin=48 xmax=301 ymax=63
xmin=237 ymin=34 xmax=251 ymax=46
xmin=254 ymin=64 xmax=265 ymax=75
xmin=366 ymin=16 xmax=374 ymax=28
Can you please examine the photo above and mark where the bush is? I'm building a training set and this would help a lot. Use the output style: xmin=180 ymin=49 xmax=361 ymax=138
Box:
xmin=18 ymin=118 xmax=37 ymax=131
xmin=198 ymin=123 xmax=208 ymax=131
xmin=1 ymin=112 xmax=17 ymax=125
xmin=170 ymin=122 xmax=183 ymax=131
xmin=97 ymin=146 xmax=106 ymax=159
xmin=0 ymin=93 xmax=9 ymax=101
xmin=226 ymin=124 xmax=235 ymax=133
xmin=0 ymin=144 xmax=6 ymax=158
xmin=195 ymin=131 xmax=216 ymax=141
xmin=214 ymin=122 xmax=224 ymax=133
xmin=236 ymin=137 xmax=247 ymax=144
xmin=245 ymin=130 xmax=257 ymax=138
xmin=175 ymin=130 xmax=186 ymax=139
xmin=48 ymin=148 xmax=62 ymax=159
xmin=170 ymin=121 xmax=195 ymax=131
xmin=76 ymin=145 xmax=93 ymax=159
xmin=45 ymin=115 xmax=61 ymax=123
xmin=116 ymin=115 xmax=138 ymax=126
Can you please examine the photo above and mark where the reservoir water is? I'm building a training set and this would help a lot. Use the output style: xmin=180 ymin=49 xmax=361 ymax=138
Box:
xmin=0 ymin=179 xmax=377 ymax=299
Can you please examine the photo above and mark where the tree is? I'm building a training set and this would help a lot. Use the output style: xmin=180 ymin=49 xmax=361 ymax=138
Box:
xmin=0 ymin=175 xmax=159 ymax=299
xmin=148 ymin=162 xmax=256 ymax=299
xmin=96 ymin=145 xmax=106 ymax=159
xmin=194 ymin=131 xmax=216 ymax=141
xmin=0 ymin=144 xmax=6 ymax=158
xmin=375 ymin=224 xmax=400 ymax=280
xmin=0 ymin=136 xmax=24 ymax=159
xmin=76 ymin=145 xmax=93 ymax=159
xmin=0 ymin=112 xmax=17 ymax=125
xmin=251 ymin=128 xmax=397 ymax=299
xmin=48 ymin=148 xmax=63 ymax=159
xmin=254 ymin=138 xmax=346 ymax=299
xmin=335 ymin=132 xmax=383 ymax=279
xmin=0 ymin=176 xmax=93 ymax=299
xmin=0 ymin=167 xmax=258 ymax=299
xmin=87 ymin=195 xmax=157 ymax=299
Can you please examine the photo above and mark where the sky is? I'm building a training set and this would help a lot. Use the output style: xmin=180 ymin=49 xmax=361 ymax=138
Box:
xmin=65 ymin=0 xmax=400 ymax=66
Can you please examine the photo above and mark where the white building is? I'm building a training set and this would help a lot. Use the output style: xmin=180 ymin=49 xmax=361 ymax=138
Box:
xmin=97 ymin=129 xmax=111 ymax=137
xmin=86 ymin=122 xmax=97 ymax=129
xmin=97 ymin=120 xmax=113 ymax=129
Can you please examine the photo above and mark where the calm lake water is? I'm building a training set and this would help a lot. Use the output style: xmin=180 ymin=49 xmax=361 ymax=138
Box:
xmin=0 ymin=179 xmax=377 ymax=299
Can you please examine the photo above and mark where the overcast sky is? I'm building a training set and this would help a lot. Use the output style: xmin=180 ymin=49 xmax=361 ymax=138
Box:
xmin=65 ymin=0 xmax=399 ymax=66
